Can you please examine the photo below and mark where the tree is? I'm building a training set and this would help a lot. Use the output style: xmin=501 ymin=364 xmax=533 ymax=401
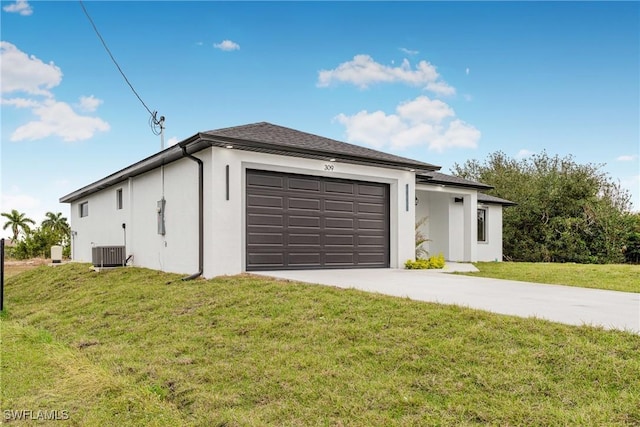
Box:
xmin=624 ymin=213 xmax=640 ymax=264
xmin=452 ymin=151 xmax=633 ymax=263
xmin=1 ymin=209 xmax=35 ymax=241
xmin=11 ymin=226 xmax=61 ymax=259
xmin=41 ymin=211 xmax=70 ymax=245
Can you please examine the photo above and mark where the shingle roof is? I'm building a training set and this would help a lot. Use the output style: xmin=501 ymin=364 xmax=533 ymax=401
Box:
xmin=203 ymin=122 xmax=439 ymax=171
xmin=60 ymin=122 xmax=440 ymax=203
xmin=478 ymin=193 xmax=517 ymax=206
xmin=416 ymin=171 xmax=493 ymax=190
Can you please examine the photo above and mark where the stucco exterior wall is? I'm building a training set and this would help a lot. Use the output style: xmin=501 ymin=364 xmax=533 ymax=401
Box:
xmin=477 ymin=204 xmax=504 ymax=262
xmin=416 ymin=186 xmax=495 ymax=263
xmin=204 ymin=147 xmax=416 ymax=277
xmin=420 ymin=192 xmax=449 ymax=258
xmin=448 ymin=200 xmax=464 ymax=261
xmin=71 ymin=146 xmax=415 ymax=278
xmin=70 ymin=154 xmax=203 ymax=275
xmin=70 ymin=183 xmax=129 ymax=261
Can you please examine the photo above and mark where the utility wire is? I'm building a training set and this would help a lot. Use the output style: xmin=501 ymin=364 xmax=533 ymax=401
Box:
xmin=78 ymin=0 xmax=162 ymax=132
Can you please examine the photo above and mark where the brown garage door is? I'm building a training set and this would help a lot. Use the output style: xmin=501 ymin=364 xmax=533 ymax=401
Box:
xmin=246 ymin=169 xmax=390 ymax=270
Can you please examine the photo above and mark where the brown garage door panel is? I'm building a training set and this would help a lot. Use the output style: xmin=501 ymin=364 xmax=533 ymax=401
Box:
xmin=325 ymin=181 xmax=355 ymax=195
xmin=288 ymin=177 xmax=321 ymax=192
xmin=358 ymin=184 xmax=386 ymax=197
xmin=247 ymin=173 xmax=284 ymax=189
xmin=247 ymin=253 xmax=285 ymax=267
xmin=246 ymin=232 xmax=284 ymax=245
xmin=325 ymin=200 xmax=355 ymax=213
xmin=246 ymin=169 xmax=389 ymax=271
xmin=288 ymin=253 xmax=322 ymax=266
xmin=288 ymin=197 xmax=321 ymax=211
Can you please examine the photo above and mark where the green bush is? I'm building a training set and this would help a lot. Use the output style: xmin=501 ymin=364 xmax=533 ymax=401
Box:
xmin=405 ymin=253 xmax=445 ymax=269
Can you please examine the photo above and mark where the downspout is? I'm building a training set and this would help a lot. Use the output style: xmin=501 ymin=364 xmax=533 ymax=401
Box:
xmin=181 ymin=146 xmax=204 ymax=280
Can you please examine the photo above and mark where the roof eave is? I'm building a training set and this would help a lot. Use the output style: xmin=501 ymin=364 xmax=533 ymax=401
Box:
xmin=60 ymin=132 xmax=438 ymax=204
xmin=478 ymin=198 xmax=518 ymax=207
xmin=59 ymin=133 xmax=203 ymax=203
xmin=416 ymin=177 xmax=494 ymax=190
xmin=199 ymin=133 xmax=439 ymax=172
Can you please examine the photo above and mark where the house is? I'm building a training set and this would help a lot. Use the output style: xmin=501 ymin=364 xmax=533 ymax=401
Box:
xmin=60 ymin=122 xmax=514 ymax=278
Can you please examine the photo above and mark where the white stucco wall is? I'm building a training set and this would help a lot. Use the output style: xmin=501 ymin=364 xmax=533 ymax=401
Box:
xmin=418 ymin=191 xmax=449 ymax=258
xmin=477 ymin=204 xmax=504 ymax=262
xmin=416 ymin=186 xmax=498 ymax=263
xmin=70 ymin=146 xmax=415 ymax=278
xmin=205 ymin=147 xmax=416 ymax=277
xmin=70 ymin=154 xmax=203 ymax=275
xmin=448 ymin=200 xmax=464 ymax=261
xmin=70 ymin=184 xmax=129 ymax=261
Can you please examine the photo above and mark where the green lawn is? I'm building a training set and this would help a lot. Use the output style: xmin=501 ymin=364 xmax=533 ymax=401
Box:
xmin=463 ymin=262 xmax=640 ymax=293
xmin=2 ymin=264 xmax=639 ymax=426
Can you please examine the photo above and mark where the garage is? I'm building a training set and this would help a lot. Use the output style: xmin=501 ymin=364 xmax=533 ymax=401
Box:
xmin=246 ymin=169 xmax=390 ymax=270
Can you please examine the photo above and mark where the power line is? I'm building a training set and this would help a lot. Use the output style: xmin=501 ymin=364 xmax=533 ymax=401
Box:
xmin=78 ymin=0 xmax=164 ymax=138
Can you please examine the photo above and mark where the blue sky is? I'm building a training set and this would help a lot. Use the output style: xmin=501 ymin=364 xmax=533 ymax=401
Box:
xmin=1 ymin=1 xmax=639 ymax=237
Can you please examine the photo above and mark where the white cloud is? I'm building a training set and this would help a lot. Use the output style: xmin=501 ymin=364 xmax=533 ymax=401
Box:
xmin=466 ymin=67 xmax=470 ymax=75
xmin=516 ymin=149 xmax=535 ymax=159
xmin=391 ymin=123 xmax=439 ymax=150
xmin=77 ymin=95 xmax=103 ymax=112
xmin=1 ymin=188 xmax=40 ymax=212
xmin=400 ymin=47 xmax=419 ymax=55
xmin=317 ymin=55 xmax=455 ymax=96
xmin=396 ymin=96 xmax=454 ymax=124
xmin=1 ymin=97 xmax=40 ymax=108
xmin=616 ymin=154 xmax=638 ymax=162
xmin=10 ymin=99 xmax=110 ymax=142
xmin=335 ymin=111 xmax=404 ymax=149
xmin=2 ymin=0 xmax=32 ymax=16
xmin=214 ymin=40 xmax=240 ymax=51
xmin=0 ymin=41 xmax=61 ymax=96
xmin=1 ymin=43 xmax=109 ymax=142
xmin=166 ymin=136 xmax=179 ymax=147
xmin=429 ymin=119 xmax=481 ymax=152
xmin=335 ymin=95 xmax=480 ymax=152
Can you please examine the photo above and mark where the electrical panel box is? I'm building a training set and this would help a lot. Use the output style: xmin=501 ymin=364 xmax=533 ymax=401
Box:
xmin=157 ymin=198 xmax=166 ymax=235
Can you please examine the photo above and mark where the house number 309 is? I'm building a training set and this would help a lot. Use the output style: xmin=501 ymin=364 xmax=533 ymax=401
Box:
xmin=324 ymin=164 xmax=335 ymax=171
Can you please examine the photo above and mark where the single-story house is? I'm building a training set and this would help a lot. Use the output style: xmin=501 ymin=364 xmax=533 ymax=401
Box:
xmin=60 ymin=122 xmax=514 ymax=278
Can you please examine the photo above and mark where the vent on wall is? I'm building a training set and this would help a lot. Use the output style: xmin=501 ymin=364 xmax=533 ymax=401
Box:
xmin=92 ymin=246 xmax=125 ymax=267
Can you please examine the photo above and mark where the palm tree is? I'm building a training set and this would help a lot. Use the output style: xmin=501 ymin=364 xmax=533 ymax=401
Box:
xmin=41 ymin=211 xmax=71 ymax=244
xmin=1 ymin=209 xmax=36 ymax=241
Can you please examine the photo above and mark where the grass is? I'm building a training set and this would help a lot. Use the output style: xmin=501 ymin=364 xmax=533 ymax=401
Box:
xmin=2 ymin=264 xmax=639 ymax=426
xmin=464 ymin=262 xmax=640 ymax=293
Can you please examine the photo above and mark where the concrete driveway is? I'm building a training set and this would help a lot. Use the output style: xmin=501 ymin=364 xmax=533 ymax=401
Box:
xmin=260 ymin=267 xmax=640 ymax=334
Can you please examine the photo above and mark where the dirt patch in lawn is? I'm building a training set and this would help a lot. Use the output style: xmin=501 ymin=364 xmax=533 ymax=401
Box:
xmin=3 ymin=258 xmax=51 ymax=278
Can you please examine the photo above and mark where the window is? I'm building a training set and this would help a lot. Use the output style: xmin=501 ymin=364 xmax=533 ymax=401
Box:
xmin=477 ymin=208 xmax=487 ymax=242
xmin=80 ymin=202 xmax=89 ymax=218
xmin=116 ymin=188 xmax=123 ymax=210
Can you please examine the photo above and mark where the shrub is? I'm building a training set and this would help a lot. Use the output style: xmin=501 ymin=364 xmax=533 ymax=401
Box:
xmin=405 ymin=253 xmax=445 ymax=269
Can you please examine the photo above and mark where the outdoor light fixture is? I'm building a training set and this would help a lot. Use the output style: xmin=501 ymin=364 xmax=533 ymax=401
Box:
xmin=226 ymin=145 xmax=233 ymax=149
